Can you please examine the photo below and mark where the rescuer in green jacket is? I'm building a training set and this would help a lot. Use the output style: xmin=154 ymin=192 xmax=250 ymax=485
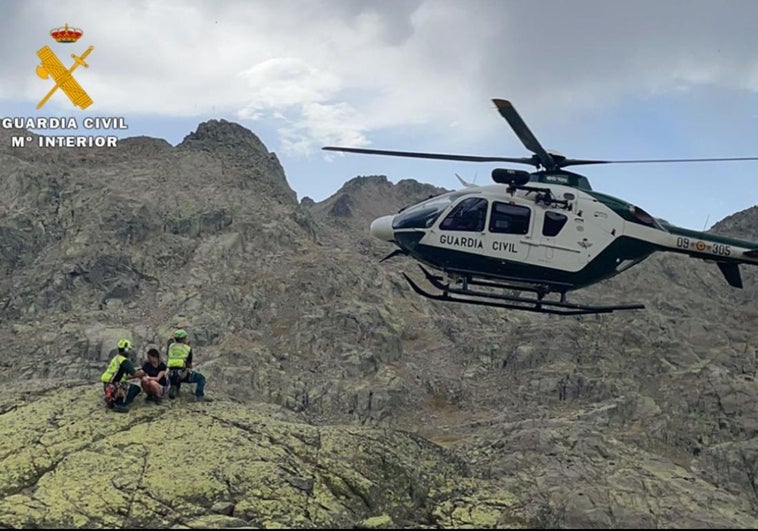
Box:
xmin=100 ymin=339 xmax=144 ymax=412
xmin=166 ymin=329 xmax=208 ymax=401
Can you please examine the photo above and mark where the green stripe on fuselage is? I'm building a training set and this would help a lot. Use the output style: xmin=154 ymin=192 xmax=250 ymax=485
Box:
xmin=400 ymin=236 xmax=657 ymax=292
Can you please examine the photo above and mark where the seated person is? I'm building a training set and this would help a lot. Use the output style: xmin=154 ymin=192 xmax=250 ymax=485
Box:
xmin=140 ymin=347 xmax=168 ymax=403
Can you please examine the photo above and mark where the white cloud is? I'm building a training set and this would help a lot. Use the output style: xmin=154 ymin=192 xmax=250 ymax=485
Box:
xmin=238 ymin=58 xmax=342 ymax=114
xmin=278 ymin=101 xmax=369 ymax=156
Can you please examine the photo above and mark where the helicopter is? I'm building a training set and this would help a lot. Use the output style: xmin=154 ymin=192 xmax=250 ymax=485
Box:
xmin=323 ymin=99 xmax=758 ymax=315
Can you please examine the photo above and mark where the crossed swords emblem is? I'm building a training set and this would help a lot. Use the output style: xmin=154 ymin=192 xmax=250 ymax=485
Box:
xmin=35 ymin=45 xmax=94 ymax=110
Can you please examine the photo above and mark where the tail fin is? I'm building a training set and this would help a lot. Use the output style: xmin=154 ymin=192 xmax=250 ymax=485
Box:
xmin=717 ymin=262 xmax=743 ymax=288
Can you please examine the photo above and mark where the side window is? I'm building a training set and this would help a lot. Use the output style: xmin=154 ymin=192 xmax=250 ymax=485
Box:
xmin=489 ymin=202 xmax=530 ymax=234
xmin=439 ymin=197 xmax=488 ymax=232
xmin=543 ymin=211 xmax=568 ymax=237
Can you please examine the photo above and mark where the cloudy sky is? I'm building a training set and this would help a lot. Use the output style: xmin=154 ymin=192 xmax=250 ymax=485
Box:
xmin=2 ymin=0 xmax=758 ymax=230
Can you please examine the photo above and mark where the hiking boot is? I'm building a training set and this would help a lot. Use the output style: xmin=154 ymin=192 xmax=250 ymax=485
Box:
xmin=195 ymin=395 xmax=213 ymax=402
xmin=153 ymin=396 xmax=163 ymax=405
xmin=168 ymin=387 xmax=177 ymax=399
xmin=112 ymin=405 xmax=129 ymax=413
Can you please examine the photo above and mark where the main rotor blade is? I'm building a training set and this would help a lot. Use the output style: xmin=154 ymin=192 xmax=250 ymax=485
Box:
xmin=563 ymin=156 xmax=758 ymax=166
xmin=323 ymin=146 xmax=535 ymax=165
xmin=557 ymin=159 xmax=612 ymax=168
xmin=492 ymin=99 xmax=556 ymax=170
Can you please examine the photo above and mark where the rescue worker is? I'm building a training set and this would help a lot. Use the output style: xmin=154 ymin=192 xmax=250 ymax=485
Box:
xmin=165 ymin=321 xmax=188 ymax=357
xmin=167 ymin=329 xmax=209 ymax=401
xmin=164 ymin=322 xmax=188 ymax=395
xmin=100 ymin=339 xmax=144 ymax=413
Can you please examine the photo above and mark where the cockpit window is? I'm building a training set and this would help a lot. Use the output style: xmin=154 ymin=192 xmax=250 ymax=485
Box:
xmin=393 ymin=191 xmax=470 ymax=230
xmin=440 ymin=197 xmax=488 ymax=232
xmin=489 ymin=202 xmax=530 ymax=235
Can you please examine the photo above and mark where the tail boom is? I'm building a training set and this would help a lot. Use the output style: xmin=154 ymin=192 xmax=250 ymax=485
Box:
xmin=656 ymin=225 xmax=758 ymax=288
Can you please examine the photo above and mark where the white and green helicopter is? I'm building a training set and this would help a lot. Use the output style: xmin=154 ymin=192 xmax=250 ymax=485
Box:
xmin=324 ymin=99 xmax=758 ymax=315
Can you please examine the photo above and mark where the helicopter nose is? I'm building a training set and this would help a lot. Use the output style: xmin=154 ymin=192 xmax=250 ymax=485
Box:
xmin=370 ymin=215 xmax=395 ymax=242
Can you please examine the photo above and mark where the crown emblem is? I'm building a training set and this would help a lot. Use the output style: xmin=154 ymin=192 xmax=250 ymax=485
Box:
xmin=50 ymin=23 xmax=83 ymax=43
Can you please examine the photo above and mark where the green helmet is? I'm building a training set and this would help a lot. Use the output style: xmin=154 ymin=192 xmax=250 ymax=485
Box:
xmin=117 ymin=338 xmax=132 ymax=350
xmin=174 ymin=329 xmax=188 ymax=339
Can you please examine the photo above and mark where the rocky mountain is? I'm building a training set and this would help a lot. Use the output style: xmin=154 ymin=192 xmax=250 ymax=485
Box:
xmin=0 ymin=120 xmax=756 ymax=528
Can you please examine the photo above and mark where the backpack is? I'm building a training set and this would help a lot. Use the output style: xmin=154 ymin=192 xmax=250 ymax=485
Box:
xmin=104 ymin=382 xmax=127 ymax=408
xmin=104 ymin=383 xmax=118 ymax=408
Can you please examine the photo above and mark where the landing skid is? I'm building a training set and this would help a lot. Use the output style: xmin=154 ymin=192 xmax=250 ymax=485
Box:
xmin=403 ymin=266 xmax=644 ymax=316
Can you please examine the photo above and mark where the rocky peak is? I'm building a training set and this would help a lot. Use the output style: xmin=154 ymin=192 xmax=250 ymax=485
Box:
xmin=178 ymin=119 xmax=296 ymax=204
xmin=335 ymin=175 xmax=445 ymax=209
xmin=710 ymin=205 xmax=758 ymax=240
xmin=396 ymin=178 xmax=445 ymax=198
xmin=310 ymin=175 xmax=447 ymax=230
xmin=339 ymin=174 xmax=391 ymax=192
xmin=178 ymin=119 xmax=269 ymax=153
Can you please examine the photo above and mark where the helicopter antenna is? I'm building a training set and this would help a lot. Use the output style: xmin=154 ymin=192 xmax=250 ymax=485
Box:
xmin=703 ymin=214 xmax=710 ymax=231
xmin=455 ymin=173 xmax=475 ymax=188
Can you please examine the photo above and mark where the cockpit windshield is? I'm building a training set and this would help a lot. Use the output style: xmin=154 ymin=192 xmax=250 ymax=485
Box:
xmin=393 ymin=191 xmax=471 ymax=229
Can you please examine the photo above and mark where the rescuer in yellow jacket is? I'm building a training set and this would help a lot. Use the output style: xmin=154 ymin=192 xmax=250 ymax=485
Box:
xmin=100 ymin=338 xmax=144 ymax=412
xmin=167 ymin=329 xmax=209 ymax=401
